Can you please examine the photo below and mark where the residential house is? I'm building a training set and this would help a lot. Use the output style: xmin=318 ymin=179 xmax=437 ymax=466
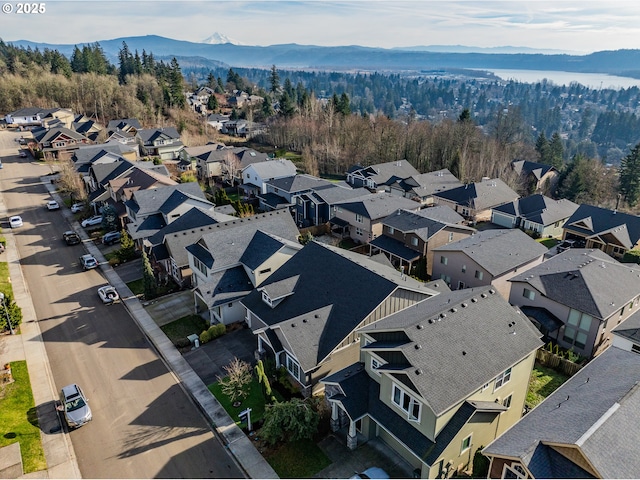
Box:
xmin=323 ymin=286 xmax=543 ymax=478
xmin=125 ymin=183 xmax=214 ymax=245
xmin=195 ymin=146 xmax=269 ymax=184
xmin=32 ymin=126 xmax=90 ymax=159
xmin=295 ymin=183 xmax=371 ymax=228
xmin=331 ymin=193 xmax=422 ymax=243
xmin=107 ymin=118 xmax=141 ymax=135
xmin=483 ymin=345 xmax=640 ymax=479
xmin=491 ymin=194 xmax=579 ymax=238
xmin=561 ymin=203 xmax=640 ymax=260
xmin=206 ymin=113 xmax=230 ymax=131
xmin=242 ymin=241 xmax=444 ymax=396
xmin=221 ymin=119 xmax=264 ymax=138
xmin=611 ymin=302 xmax=640 ymax=353
xmin=72 ymin=143 xmax=138 ymax=177
xmin=431 ymin=229 xmax=548 ymax=298
xmin=71 ymin=115 xmax=102 ymax=142
xmin=147 ymin=207 xmax=235 ymax=287
xmin=259 ymin=174 xmax=334 ymax=212
xmin=136 ymin=127 xmax=183 ymax=160
xmin=433 ymin=178 xmax=520 ymax=223
xmin=508 ymin=248 xmax=640 ymax=358
xmin=5 ymin=107 xmax=74 ymax=128
xmin=346 ymin=160 xmax=420 ymax=192
xmin=180 ymin=143 xmax=225 ymax=174
xmin=241 ymin=159 xmax=297 ymax=197
xmin=388 ymin=168 xmax=463 ymax=205
xmin=369 ymin=207 xmax=476 ymax=276
xmin=187 ymin=209 xmax=301 ymax=325
xmin=511 ymin=159 xmax=558 ymax=194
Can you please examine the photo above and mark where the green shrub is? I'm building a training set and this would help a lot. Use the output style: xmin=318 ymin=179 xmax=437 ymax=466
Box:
xmin=209 ymin=323 xmax=226 ymax=339
xmin=175 ymin=337 xmax=191 ymax=349
xmin=473 ymin=447 xmax=490 ymax=478
xmin=622 ymin=250 xmax=640 ymax=264
xmin=199 ymin=329 xmax=211 ymax=344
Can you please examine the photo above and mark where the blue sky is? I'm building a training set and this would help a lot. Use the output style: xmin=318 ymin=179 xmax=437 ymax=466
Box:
xmin=2 ymin=1 xmax=640 ymax=53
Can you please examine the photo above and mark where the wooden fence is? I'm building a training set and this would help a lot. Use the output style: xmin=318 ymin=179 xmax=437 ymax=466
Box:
xmin=536 ymin=349 xmax=583 ymax=377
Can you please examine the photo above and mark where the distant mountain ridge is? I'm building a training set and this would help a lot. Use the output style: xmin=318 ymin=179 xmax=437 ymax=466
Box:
xmin=201 ymin=32 xmax=244 ymax=45
xmin=9 ymin=35 xmax=640 ymax=78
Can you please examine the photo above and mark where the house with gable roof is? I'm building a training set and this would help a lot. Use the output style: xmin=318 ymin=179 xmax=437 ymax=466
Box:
xmin=295 ymin=183 xmax=371 ymax=228
xmin=491 ymin=194 xmax=579 ymax=238
xmin=125 ymin=183 xmax=214 ymax=245
xmin=5 ymin=107 xmax=74 ymax=128
xmin=433 ymin=178 xmax=520 ymax=223
xmin=331 ymin=192 xmax=422 ymax=243
xmin=611 ymin=301 xmax=640 ymax=354
xmin=147 ymin=207 xmax=235 ymax=287
xmin=561 ymin=203 xmax=640 ymax=260
xmin=431 ymin=229 xmax=548 ymax=298
xmin=242 ymin=241 xmax=445 ymax=397
xmin=32 ymin=126 xmax=90 ymax=159
xmin=388 ymin=168 xmax=464 ymax=205
xmin=508 ymin=248 xmax=640 ymax=358
xmin=511 ymin=159 xmax=558 ymax=194
xmin=346 ymin=160 xmax=420 ymax=192
xmin=322 ymin=286 xmax=543 ymax=478
xmin=369 ymin=207 xmax=476 ymax=277
xmin=186 ymin=209 xmax=301 ymax=325
xmin=259 ymin=174 xmax=334 ymax=213
xmin=483 ymin=345 xmax=640 ymax=479
xmin=136 ymin=127 xmax=183 ymax=159
xmin=240 ymin=159 xmax=297 ymax=197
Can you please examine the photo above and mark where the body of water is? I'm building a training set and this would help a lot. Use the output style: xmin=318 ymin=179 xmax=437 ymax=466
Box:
xmin=487 ymin=69 xmax=640 ymax=90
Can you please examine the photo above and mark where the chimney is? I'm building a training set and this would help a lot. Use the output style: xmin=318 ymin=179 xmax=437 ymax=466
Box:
xmin=615 ymin=193 xmax=621 ymax=213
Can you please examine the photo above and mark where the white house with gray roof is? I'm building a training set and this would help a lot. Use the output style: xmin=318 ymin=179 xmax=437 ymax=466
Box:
xmin=431 ymin=229 xmax=548 ymax=299
xmin=346 ymin=160 xmax=420 ymax=191
xmin=241 ymin=159 xmax=297 ymax=196
xmin=136 ymin=127 xmax=183 ymax=159
xmin=331 ymin=192 xmax=422 ymax=243
xmin=509 ymin=248 xmax=640 ymax=358
xmin=186 ymin=209 xmax=301 ymax=325
xmin=388 ymin=168 xmax=464 ymax=205
xmin=259 ymin=174 xmax=335 ymax=212
xmin=323 ymin=286 xmax=543 ymax=478
xmin=483 ymin=345 xmax=640 ymax=479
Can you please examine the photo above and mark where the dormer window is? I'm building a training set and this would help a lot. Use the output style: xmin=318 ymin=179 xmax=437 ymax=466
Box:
xmin=261 ymin=290 xmax=273 ymax=307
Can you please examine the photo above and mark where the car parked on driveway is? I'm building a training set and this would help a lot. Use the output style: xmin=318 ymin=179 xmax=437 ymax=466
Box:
xmin=63 ymin=231 xmax=81 ymax=246
xmin=102 ymin=231 xmax=121 ymax=245
xmin=46 ymin=200 xmax=60 ymax=211
xmin=70 ymin=203 xmax=84 ymax=213
xmin=9 ymin=216 xmax=23 ymax=228
xmin=59 ymin=383 xmax=92 ymax=429
xmin=81 ymin=215 xmax=102 ymax=228
xmin=19 ymin=150 xmax=27 ymax=158
xmin=79 ymin=254 xmax=98 ymax=270
xmin=97 ymin=285 xmax=119 ymax=304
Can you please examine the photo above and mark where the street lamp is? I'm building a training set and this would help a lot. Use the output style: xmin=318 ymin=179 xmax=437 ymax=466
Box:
xmin=0 ymin=292 xmax=15 ymax=335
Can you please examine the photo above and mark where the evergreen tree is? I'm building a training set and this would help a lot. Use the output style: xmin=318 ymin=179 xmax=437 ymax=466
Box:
xmin=458 ymin=108 xmax=472 ymax=123
xmin=101 ymin=204 xmax=119 ymax=232
xmin=168 ymin=57 xmax=186 ymax=108
xmin=269 ymin=64 xmax=280 ymax=94
xmin=535 ymin=132 xmax=550 ymax=164
xmin=118 ymin=230 xmax=135 ymax=261
xmin=548 ymin=132 xmax=564 ymax=169
xmin=279 ymin=91 xmax=296 ymax=118
xmin=207 ymin=94 xmax=219 ymax=111
xmin=142 ymin=250 xmax=158 ymax=299
xmin=70 ymin=46 xmax=85 ymax=73
xmin=0 ymin=292 xmax=22 ymax=333
xmin=261 ymin=94 xmax=274 ymax=118
xmin=619 ymin=143 xmax=640 ymax=207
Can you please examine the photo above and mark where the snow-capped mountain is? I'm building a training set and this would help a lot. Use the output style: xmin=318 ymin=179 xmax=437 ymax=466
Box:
xmin=201 ymin=33 xmax=243 ymax=45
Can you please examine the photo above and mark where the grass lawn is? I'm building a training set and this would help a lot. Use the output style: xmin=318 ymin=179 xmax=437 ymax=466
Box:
xmin=126 ymin=278 xmax=144 ymax=296
xmin=0 ymin=361 xmax=47 ymax=473
xmin=264 ymin=438 xmax=331 ymax=478
xmin=538 ymin=238 xmax=560 ymax=248
xmin=161 ymin=314 xmax=208 ymax=344
xmin=0 ymin=261 xmax=14 ymax=297
xmin=526 ymin=363 xmax=570 ymax=408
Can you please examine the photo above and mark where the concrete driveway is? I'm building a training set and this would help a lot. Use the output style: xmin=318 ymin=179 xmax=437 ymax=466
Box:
xmin=143 ymin=290 xmax=195 ymax=326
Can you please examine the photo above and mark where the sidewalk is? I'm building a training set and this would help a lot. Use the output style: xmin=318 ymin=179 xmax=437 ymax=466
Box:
xmin=0 ymin=188 xmax=80 ymax=479
xmin=41 ymin=179 xmax=277 ymax=479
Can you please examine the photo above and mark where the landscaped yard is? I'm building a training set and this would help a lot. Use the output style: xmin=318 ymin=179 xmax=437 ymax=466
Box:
xmin=0 ymin=361 xmax=47 ymax=473
xmin=526 ymin=363 xmax=570 ymax=408
xmin=537 ymin=238 xmax=560 ymax=248
xmin=0 ymin=261 xmax=14 ymax=296
xmin=160 ymin=314 xmax=208 ymax=345
xmin=126 ymin=278 xmax=144 ymax=296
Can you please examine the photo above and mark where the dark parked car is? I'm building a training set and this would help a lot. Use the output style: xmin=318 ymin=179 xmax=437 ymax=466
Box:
xmin=102 ymin=231 xmax=121 ymax=245
xmin=63 ymin=231 xmax=81 ymax=246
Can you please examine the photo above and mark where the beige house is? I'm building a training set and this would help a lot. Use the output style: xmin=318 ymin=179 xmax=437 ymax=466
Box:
xmin=323 ymin=286 xmax=543 ymax=478
xmin=431 ymin=229 xmax=548 ymax=299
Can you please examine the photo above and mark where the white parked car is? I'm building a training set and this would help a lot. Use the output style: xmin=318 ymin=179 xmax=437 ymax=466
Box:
xmin=81 ymin=215 xmax=102 ymax=228
xmin=79 ymin=254 xmax=98 ymax=270
xmin=70 ymin=203 xmax=84 ymax=213
xmin=97 ymin=285 xmax=119 ymax=304
xmin=46 ymin=200 xmax=60 ymax=211
xmin=9 ymin=216 xmax=23 ymax=228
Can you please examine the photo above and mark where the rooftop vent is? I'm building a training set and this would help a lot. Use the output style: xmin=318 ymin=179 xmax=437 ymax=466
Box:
xmin=415 ymin=368 xmax=423 ymax=375
xmin=415 ymin=344 xmax=422 ymax=350
xmin=417 ymin=324 xmax=424 ymax=329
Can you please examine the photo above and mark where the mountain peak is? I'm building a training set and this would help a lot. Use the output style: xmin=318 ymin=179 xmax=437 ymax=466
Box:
xmin=201 ymin=32 xmax=242 ymax=45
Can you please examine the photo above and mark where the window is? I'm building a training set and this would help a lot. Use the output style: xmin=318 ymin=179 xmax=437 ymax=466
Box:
xmin=481 ymin=382 xmax=490 ymax=392
xmin=440 ymin=255 xmax=448 ymax=265
xmin=258 ymin=268 xmax=272 ymax=275
xmin=392 ymin=384 xmax=421 ymax=422
xmin=355 ymin=214 xmax=363 ymax=223
xmin=632 ymin=344 xmax=640 ymax=355
xmin=440 ymin=274 xmax=451 ymax=285
xmin=388 ymin=226 xmax=395 ymax=234
xmin=503 ymin=464 xmax=527 ymax=479
xmin=523 ymin=288 xmax=535 ymax=300
xmin=460 ymin=434 xmax=472 ymax=454
xmin=448 ymin=232 xmax=454 ymax=242
xmin=503 ymin=394 xmax=512 ymax=409
xmin=461 ymin=264 xmax=466 ymax=273
xmin=355 ymin=227 xmax=363 ymax=236
xmin=563 ymin=309 xmax=592 ymax=350
xmin=495 ymin=367 xmax=512 ymax=390
xmin=458 ymin=281 xmax=466 ymax=289
xmin=286 ymin=355 xmax=301 ymax=380
xmin=371 ymin=357 xmax=382 ymax=375
xmin=475 ymin=270 xmax=484 ymax=280
xmin=192 ymin=257 xmax=207 ymax=275
xmin=411 ymin=237 xmax=419 ymax=246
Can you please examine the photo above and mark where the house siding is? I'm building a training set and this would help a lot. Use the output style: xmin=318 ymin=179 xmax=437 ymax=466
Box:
xmin=310 ymin=344 xmax=360 ymax=395
xmin=491 ymin=211 xmax=516 ymax=229
xmin=425 ymin=228 xmax=475 ymax=277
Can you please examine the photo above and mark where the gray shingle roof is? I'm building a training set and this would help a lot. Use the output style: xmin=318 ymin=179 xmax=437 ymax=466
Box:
xmin=308 ymin=185 xmax=370 ymax=205
xmin=349 ymin=160 xmax=420 ymax=186
xmin=336 ymin=193 xmax=420 ymax=220
xmin=510 ymin=248 xmax=640 ymax=320
xmin=433 ymin=178 xmax=519 ymax=211
xmin=494 ymin=194 xmax=579 ymax=227
xmin=433 ymin=228 xmax=548 ymax=276
xmin=381 ymin=208 xmax=473 ymax=242
xmin=130 ymin=183 xmax=206 ymax=217
xmin=245 ymin=159 xmax=297 ymax=179
xmin=193 ymin=210 xmax=300 ymax=271
xmin=563 ymin=204 xmax=640 ymax=249
xmin=242 ymin=242 xmax=440 ymax=371
xmin=194 ymin=266 xmax=254 ymax=308
xmin=612 ymin=309 xmax=640 ymax=344
xmin=239 ymin=230 xmax=289 ymax=270
xmin=266 ymin=174 xmax=333 ymax=194
xmin=416 ymin=204 xmax=466 ymax=224
xmin=359 ymin=286 xmax=542 ymax=415
xmin=136 ymin=127 xmax=180 ymax=143
xmin=512 ymin=160 xmax=556 ymax=180
xmin=399 ymin=168 xmax=463 ymax=197
xmin=483 ymin=346 xmax=640 ymax=479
